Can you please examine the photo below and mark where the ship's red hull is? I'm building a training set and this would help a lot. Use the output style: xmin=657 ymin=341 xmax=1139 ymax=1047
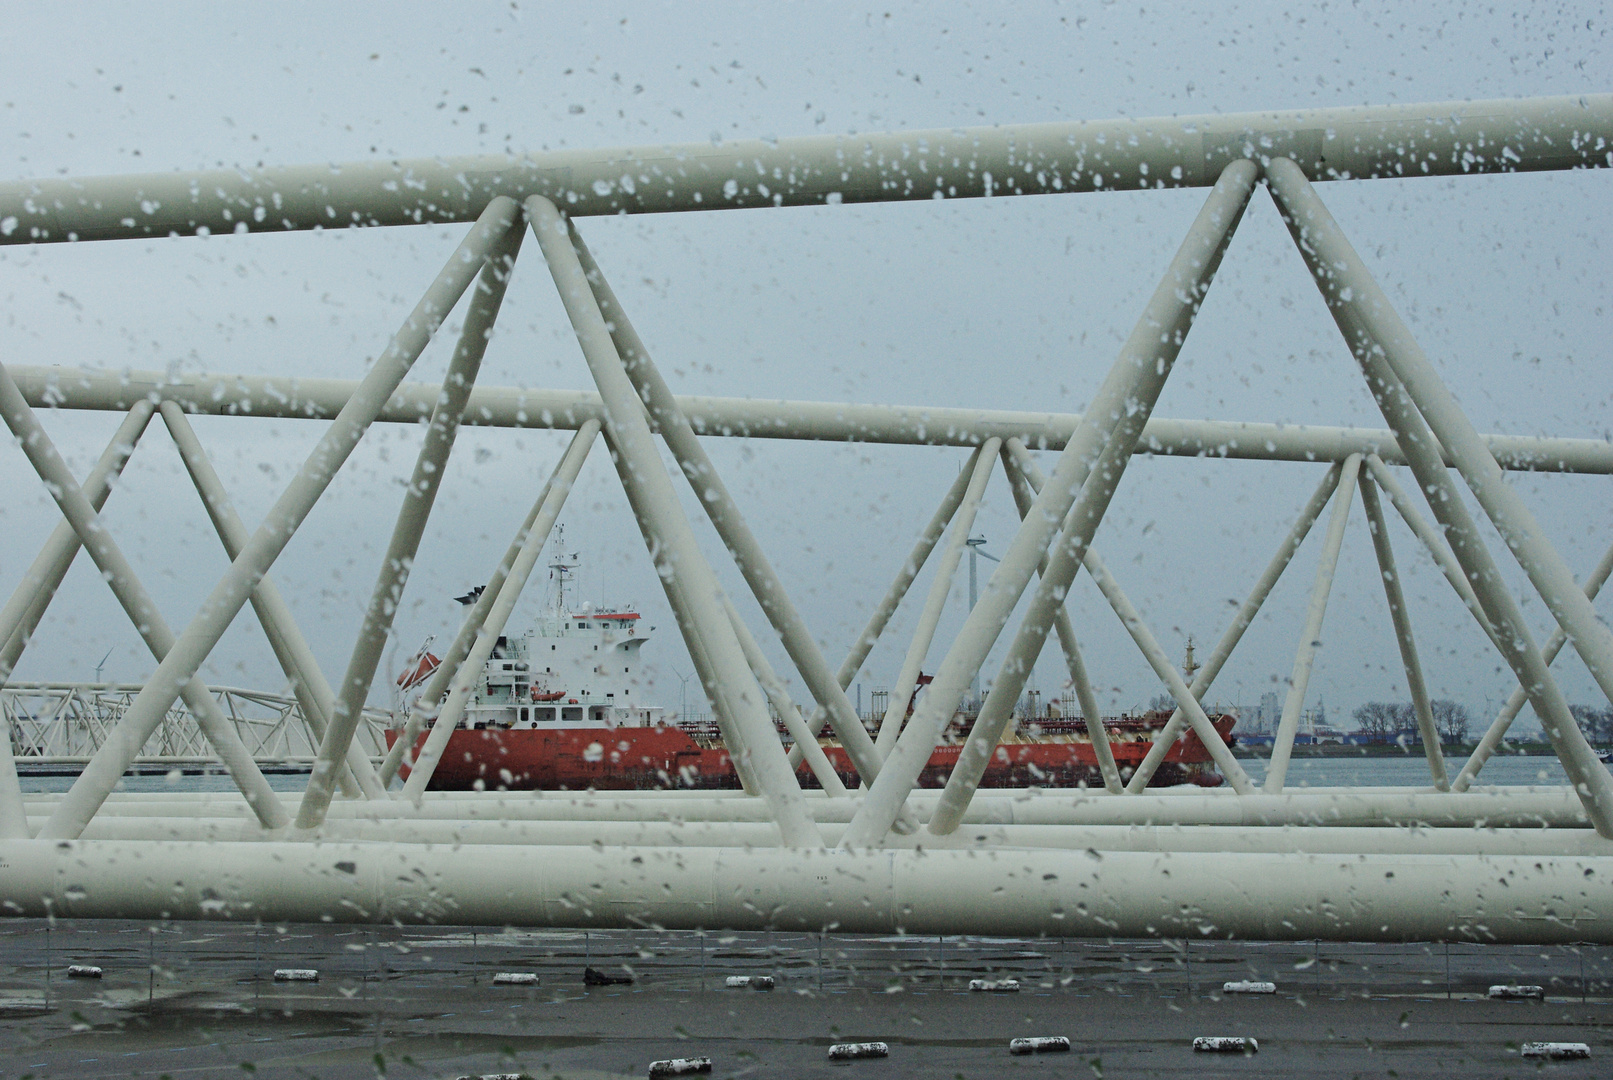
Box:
xmin=390 ymin=713 xmax=1233 ymax=791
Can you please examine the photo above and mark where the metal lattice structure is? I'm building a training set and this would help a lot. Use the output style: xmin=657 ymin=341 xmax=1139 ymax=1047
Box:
xmin=2 ymin=95 xmax=1611 ymax=941
xmin=3 ymin=683 xmax=388 ymax=766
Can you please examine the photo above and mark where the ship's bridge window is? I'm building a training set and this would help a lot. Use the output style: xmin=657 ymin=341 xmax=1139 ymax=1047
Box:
xmin=535 ymin=707 xmax=555 ymax=722
xmin=562 ymin=706 xmax=583 ymax=722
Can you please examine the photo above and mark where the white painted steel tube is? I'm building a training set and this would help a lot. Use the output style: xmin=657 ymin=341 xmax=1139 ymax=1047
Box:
xmin=378 ymin=462 xmax=567 ymax=786
xmin=922 ymin=167 xmax=1262 ymax=838
xmin=528 ymin=196 xmax=815 ymax=846
xmin=35 ymin=196 xmax=523 ymax=841
xmin=723 ymin=597 xmax=847 ymax=796
xmin=159 ymin=402 xmax=376 ymax=801
xmin=874 ymin=442 xmax=997 ymax=757
xmin=308 ymin=226 xmax=525 ymax=823
xmin=1358 ymin=474 xmax=1448 ymax=789
xmin=399 ymin=421 xmax=599 ymax=799
xmin=4 ymin=95 xmax=1606 ymax=243
xmin=1264 ymin=455 xmax=1362 ymax=792
xmin=0 ymin=402 xmax=155 ymax=678
xmin=788 ymin=463 xmax=977 ymax=771
xmin=16 ymin=365 xmax=1610 ymax=473
xmin=0 ymin=404 xmax=153 ymax=840
xmin=999 ymin=441 xmax=1126 ymax=792
xmin=35 ymin=815 xmax=1613 ymax=858
xmin=844 ymin=160 xmax=1260 ymax=849
xmin=1281 ymin=181 xmax=1613 ymax=708
xmin=1267 ymin=159 xmax=1613 ymax=836
xmin=571 ymin=226 xmax=884 ymax=787
xmin=0 ymin=365 xmax=290 ymax=830
xmin=1363 ymin=455 xmax=1501 ymax=648
xmin=1455 ymin=538 xmax=1613 ymax=792
xmin=1126 ymin=461 xmax=1345 ymax=791
xmin=23 ymin=787 xmax=1593 ymax=829
xmin=3 ymin=839 xmax=1609 ymax=944
xmin=1081 ymin=549 xmax=1255 ymax=789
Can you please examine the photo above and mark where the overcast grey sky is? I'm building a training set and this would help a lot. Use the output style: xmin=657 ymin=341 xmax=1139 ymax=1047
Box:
xmin=1 ymin=1 xmax=1609 ymax=735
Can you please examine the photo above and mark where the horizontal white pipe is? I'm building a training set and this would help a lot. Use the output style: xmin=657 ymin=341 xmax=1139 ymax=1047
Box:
xmin=39 ymin=814 xmax=1613 ymax=858
xmin=2 ymin=95 xmax=1606 ymax=244
xmin=21 ymin=786 xmax=1591 ymax=829
xmin=12 ymin=366 xmax=1612 ymax=472
xmin=2 ymin=839 xmax=1607 ymax=943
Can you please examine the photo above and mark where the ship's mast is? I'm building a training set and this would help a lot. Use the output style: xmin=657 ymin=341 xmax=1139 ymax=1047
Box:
xmin=547 ymin=524 xmax=581 ymax=619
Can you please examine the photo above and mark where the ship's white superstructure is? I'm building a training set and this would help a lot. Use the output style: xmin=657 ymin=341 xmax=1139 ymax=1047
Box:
xmin=410 ymin=528 xmax=665 ymax=732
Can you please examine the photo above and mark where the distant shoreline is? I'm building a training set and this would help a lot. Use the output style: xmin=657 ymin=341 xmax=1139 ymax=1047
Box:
xmin=1232 ymin=741 xmax=1565 ymax=759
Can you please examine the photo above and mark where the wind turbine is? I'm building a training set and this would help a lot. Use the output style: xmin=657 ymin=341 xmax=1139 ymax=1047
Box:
xmin=965 ymin=535 xmax=999 ymax=706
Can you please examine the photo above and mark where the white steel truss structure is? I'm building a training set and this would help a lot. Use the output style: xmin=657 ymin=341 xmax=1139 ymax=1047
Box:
xmin=1 ymin=95 xmax=1611 ymax=941
xmin=2 ymin=683 xmax=390 ymax=767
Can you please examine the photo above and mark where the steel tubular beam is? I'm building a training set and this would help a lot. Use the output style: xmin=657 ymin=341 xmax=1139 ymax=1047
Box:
xmin=0 ymin=366 xmax=290 ymax=829
xmin=787 ymin=462 xmax=978 ymax=771
xmin=1083 ymin=546 xmax=1257 ymax=789
xmin=568 ymin=225 xmax=886 ymax=789
xmin=1264 ymin=455 xmax=1363 ymax=793
xmin=378 ymin=459 xmax=575 ymax=787
xmin=33 ymin=196 xmax=523 ymax=841
xmin=1363 ymin=455 xmax=1501 ymax=647
xmin=16 ymin=366 xmax=1613 ymax=474
xmin=997 ymin=440 xmax=1121 ymax=793
xmin=159 ymin=402 xmax=378 ymax=801
xmin=1267 ymin=157 xmax=1613 ymax=836
xmin=308 ymin=226 xmax=526 ymax=821
xmin=4 ymin=839 xmax=1611 ymax=944
xmin=0 ymin=402 xmax=157 ymax=835
xmin=1126 ymin=461 xmax=1344 ymax=791
xmin=30 ymin=815 xmax=1613 ymax=859
xmin=1454 ymin=538 xmax=1613 ymax=792
xmin=1268 ymin=154 xmax=1613 ymax=700
xmin=873 ymin=441 xmax=998 ymax=757
xmin=397 ymin=421 xmax=599 ymax=802
xmin=24 ymin=786 xmax=1595 ymax=830
xmin=844 ymin=160 xmax=1260 ymax=849
xmin=0 ymin=402 xmax=155 ymax=679
xmin=1358 ymin=473 xmax=1448 ymax=788
xmin=721 ymin=597 xmax=847 ymax=796
xmin=527 ymin=195 xmax=816 ymax=846
xmin=926 ymin=169 xmax=1265 ymax=833
xmin=3 ymin=95 xmax=1606 ymax=244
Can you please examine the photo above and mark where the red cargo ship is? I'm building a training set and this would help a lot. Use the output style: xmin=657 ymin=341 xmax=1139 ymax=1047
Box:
xmin=389 ymin=538 xmax=1234 ymax=792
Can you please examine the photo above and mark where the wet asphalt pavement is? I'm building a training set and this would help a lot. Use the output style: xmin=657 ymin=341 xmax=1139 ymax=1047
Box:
xmin=2 ymin=920 xmax=1610 ymax=1078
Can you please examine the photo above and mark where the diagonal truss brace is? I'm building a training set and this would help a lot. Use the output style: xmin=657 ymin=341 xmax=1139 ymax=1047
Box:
xmin=159 ymin=401 xmax=381 ymax=800
xmin=1267 ymin=156 xmax=1613 ymax=837
xmin=303 ymin=222 xmax=526 ymax=824
xmin=874 ymin=440 xmax=998 ymax=759
xmin=35 ymin=195 xmax=524 ymax=841
xmin=527 ymin=195 xmax=817 ymax=846
xmin=568 ymin=222 xmax=890 ymax=793
xmin=844 ymin=159 xmax=1262 ymax=849
xmin=0 ymin=365 xmax=288 ymax=829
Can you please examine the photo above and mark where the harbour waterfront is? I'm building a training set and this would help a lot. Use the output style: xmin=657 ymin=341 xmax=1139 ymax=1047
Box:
xmin=1 ymin=921 xmax=1608 ymax=1078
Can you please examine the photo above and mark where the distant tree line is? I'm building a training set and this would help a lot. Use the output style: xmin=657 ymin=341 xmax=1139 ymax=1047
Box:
xmin=1354 ymin=700 xmax=1613 ymax=746
xmin=1569 ymin=704 xmax=1613 ymax=745
xmin=1351 ymin=700 xmax=1471 ymax=745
